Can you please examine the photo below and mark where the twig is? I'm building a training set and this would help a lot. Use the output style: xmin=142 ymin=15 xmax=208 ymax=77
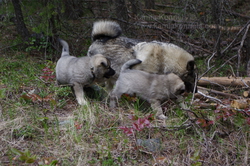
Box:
xmin=241 ymin=77 xmax=250 ymax=88
xmin=221 ymin=20 xmax=250 ymax=54
xmin=191 ymin=72 xmax=198 ymax=104
xmin=198 ymin=86 xmax=240 ymax=99
xmin=208 ymin=28 xmax=222 ymax=69
xmin=207 ymin=52 xmax=216 ymax=69
xmin=197 ymin=90 xmax=223 ymax=104
xmin=198 ymin=65 xmax=215 ymax=80
xmin=237 ymin=24 xmax=250 ymax=76
xmin=211 ymin=54 xmax=237 ymax=75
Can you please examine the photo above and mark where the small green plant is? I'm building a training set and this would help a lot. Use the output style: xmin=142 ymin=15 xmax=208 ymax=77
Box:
xmin=25 ymin=36 xmax=49 ymax=52
xmin=13 ymin=125 xmax=37 ymax=139
xmin=11 ymin=148 xmax=37 ymax=164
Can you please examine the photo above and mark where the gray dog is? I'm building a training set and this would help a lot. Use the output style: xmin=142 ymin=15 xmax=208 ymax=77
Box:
xmin=109 ymin=59 xmax=185 ymax=119
xmin=88 ymin=20 xmax=196 ymax=93
xmin=56 ymin=39 xmax=115 ymax=105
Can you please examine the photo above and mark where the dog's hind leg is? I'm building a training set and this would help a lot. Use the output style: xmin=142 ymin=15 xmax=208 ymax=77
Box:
xmin=73 ymin=83 xmax=88 ymax=105
xmin=109 ymin=90 xmax=123 ymax=109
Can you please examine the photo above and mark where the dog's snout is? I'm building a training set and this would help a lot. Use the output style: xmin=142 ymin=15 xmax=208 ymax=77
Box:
xmin=104 ymin=67 xmax=116 ymax=78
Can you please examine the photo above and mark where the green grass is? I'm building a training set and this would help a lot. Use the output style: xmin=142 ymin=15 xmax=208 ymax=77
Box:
xmin=0 ymin=53 xmax=249 ymax=166
xmin=0 ymin=52 xmax=250 ymax=165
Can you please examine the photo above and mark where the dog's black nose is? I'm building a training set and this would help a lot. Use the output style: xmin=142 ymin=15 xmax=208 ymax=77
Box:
xmin=104 ymin=68 xmax=115 ymax=78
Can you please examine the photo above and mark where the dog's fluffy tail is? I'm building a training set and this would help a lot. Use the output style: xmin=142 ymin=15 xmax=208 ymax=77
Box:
xmin=59 ymin=38 xmax=69 ymax=57
xmin=92 ymin=20 xmax=122 ymax=41
xmin=121 ymin=59 xmax=142 ymax=73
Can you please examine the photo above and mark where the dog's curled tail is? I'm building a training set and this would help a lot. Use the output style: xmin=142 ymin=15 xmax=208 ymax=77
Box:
xmin=92 ymin=20 xmax=122 ymax=41
xmin=121 ymin=59 xmax=142 ymax=72
xmin=58 ymin=38 xmax=69 ymax=57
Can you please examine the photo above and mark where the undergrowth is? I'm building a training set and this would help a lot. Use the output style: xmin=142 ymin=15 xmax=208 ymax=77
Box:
xmin=0 ymin=51 xmax=249 ymax=166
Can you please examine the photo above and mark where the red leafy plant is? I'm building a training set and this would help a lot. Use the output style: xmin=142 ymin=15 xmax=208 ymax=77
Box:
xmin=119 ymin=114 xmax=154 ymax=136
xmin=195 ymin=118 xmax=214 ymax=128
xmin=40 ymin=64 xmax=55 ymax=82
xmin=214 ymin=103 xmax=250 ymax=126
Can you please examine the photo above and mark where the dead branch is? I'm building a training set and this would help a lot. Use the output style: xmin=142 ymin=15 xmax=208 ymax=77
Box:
xmin=221 ymin=20 xmax=250 ymax=54
xmin=211 ymin=54 xmax=237 ymax=75
xmin=237 ymin=24 xmax=250 ymax=76
xmin=222 ymin=9 xmax=250 ymax=19
xmin=198 ymin=86 xmax=240 ymax=99
xmin=197 ymin=90 xmax=222 ymax=103
xmin=198 ymin=77 xmax=250 ymax=87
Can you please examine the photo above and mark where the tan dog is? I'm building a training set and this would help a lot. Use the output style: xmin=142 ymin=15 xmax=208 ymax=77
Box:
xmin=110 ymin=59 xmax=185 ymax=119
xmin=88 ymin=20 xmax=196 ymax=92
xmin=56 ymin=39 xmax=115 ymax=105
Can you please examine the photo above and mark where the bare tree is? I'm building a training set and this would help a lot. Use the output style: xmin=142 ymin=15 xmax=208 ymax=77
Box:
xmin=115 ymin=0 xmax=128 ymax=30
xmin=129 ymin=0 xmax=139 ymax=15
xmin=11 ymin=0 xmax=30 ymax=41
xmin=144 ymin=0 xmax=155 ymax=9
xmin=211 ymin=0 xmax=222 ymax=57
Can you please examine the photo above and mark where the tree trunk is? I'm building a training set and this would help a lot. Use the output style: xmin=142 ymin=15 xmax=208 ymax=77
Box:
xmin=115 ymin=0 xmax=128 ymax=31
xmin=129 ymin=0 xmax=139 ymax=15
xmin=211 ymin=0 xmax=221 ymax=57
xmin=63 ymin=0 xmax=83 ymax=19
xmin=11 ymin=0 xmax=30 ymax=41
xmin=144 ymin=0 xmax=155 ymax=9
xmin=244 ymin=26 xmax=250 ymax=76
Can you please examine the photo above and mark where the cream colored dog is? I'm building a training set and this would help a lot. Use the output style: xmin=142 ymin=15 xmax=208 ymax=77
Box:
xmin=56 ymin=39 xmax=115 ymax=105
xmin=110 ymin=59 xmax=185 ymax=119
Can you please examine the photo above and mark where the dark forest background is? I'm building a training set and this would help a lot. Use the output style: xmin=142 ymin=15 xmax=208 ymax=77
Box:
xmin=1 ymin=0 xmax=250 ymax=76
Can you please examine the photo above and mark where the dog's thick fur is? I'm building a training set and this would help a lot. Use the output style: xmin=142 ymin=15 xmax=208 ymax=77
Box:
xmin=88 ymin=20 xmax=196 ymax=92
xmin=56 ymin=39 xmax=115 ymax=105
xmin=110 ymin=59 xmax=185 ymax=119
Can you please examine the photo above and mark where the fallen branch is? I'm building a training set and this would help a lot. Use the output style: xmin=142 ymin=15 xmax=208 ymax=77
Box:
xmin=198 ymin=77 xmax=250 ymax=87
xmin=237 ymin=24 xmax=250 ymax=76
xmin=197 ymin=90 xmax=222 ymax=104
xmin=198 ymin=86 xmax=240 ymax=99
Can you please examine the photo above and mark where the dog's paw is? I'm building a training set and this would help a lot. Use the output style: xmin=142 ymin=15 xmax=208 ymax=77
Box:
xmin=156 ymin=114 xmax=168 ymax=120
xmin=77 ymin=98 xmax=88 ymax=106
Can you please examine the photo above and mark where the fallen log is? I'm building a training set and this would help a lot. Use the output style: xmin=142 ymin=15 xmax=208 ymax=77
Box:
xmin=198 ymin=77 xmax=250 ymax=87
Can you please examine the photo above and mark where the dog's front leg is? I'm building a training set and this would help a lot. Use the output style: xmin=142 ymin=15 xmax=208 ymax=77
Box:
xmin=73 ymin=83 xmax=88 ymax=105
xmin=150 ymin=99 xmax=167 ymax=120
xmin=109 ymin=94 xmax=118 ymax=109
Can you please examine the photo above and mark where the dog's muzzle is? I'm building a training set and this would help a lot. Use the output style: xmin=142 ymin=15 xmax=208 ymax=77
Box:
xmin=104 ymin=67 xmax=115 ymax=78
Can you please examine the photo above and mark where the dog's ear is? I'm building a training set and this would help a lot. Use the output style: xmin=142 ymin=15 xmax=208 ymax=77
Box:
xmin=100 ymin=60 xmax=111 ymax=68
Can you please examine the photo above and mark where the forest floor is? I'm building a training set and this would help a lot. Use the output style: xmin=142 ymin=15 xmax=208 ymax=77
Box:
xmin=1 ymin=2 xmax=250 ymax=165
xmin=0 ymin=35 xmax=250 ymax=166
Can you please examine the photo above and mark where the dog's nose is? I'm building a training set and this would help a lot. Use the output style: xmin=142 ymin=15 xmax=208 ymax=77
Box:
xmin=104 ymin=68 xmax=116 ymax=78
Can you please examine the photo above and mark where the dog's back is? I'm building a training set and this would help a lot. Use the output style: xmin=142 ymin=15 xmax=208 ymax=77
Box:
xmin=59 ymin=39 xmax=70 ymax=57
xmin=121 ymin=59 xmax=142 ymax=73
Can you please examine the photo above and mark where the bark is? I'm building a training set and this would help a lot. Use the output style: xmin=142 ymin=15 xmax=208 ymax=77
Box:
xmin=245 ymin=25 xmax=250 ymax=76
xmin=144 ymin=0 xmax=155 ymax=9
xmin=11 ymin=0 xmax=30 ymax=41
xmin=115 ymin=0 xmax=128 ymax=30
xmin=210 ymin=0 xmax=221 ymax=57
xmin=198 ymin=77 xmax=250 ymax=87
xmin=129 ymin=0 xmax=139 ymax=15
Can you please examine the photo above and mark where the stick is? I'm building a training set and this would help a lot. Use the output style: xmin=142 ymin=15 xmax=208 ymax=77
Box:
xmin=237 ymin=24 xmax=250 ymax=76
xmin=197 ymin=90 xmax=223 ymax=104
xmin=198 ymin=86 xmax=240 ymax=99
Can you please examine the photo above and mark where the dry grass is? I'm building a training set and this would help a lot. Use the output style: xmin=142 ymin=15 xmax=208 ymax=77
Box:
xmin=0 ymin=52 xmax=249 ymax=166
